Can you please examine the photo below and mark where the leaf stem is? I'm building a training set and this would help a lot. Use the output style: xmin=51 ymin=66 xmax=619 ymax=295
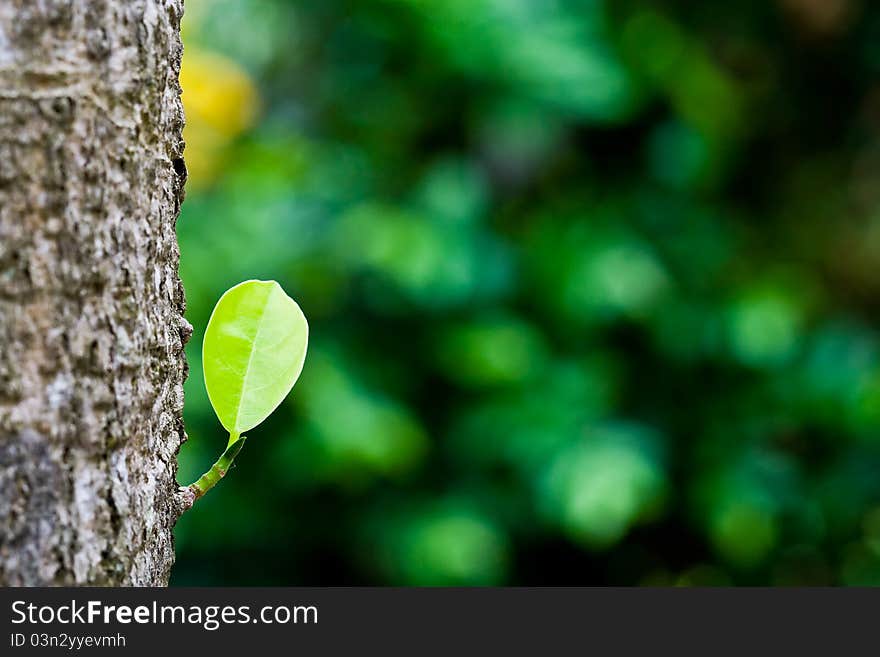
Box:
xmin=187 ymin=434 xmax=247 ymax=502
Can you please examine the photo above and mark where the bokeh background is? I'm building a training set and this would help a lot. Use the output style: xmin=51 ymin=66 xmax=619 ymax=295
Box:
xmin=172 ymin=0 xmax=880 ymax=585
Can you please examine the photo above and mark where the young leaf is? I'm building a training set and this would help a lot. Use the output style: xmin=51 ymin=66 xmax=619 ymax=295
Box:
xmin=203 ymin=279 xmax=308 ymax=436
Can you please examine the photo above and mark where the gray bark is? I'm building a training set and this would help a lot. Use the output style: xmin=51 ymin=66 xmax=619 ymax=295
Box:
xmin=0 ymin=0 xmax=189 ymax=585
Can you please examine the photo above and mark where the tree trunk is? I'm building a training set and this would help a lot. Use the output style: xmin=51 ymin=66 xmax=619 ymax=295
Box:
xmin=0 ymin=0 xmax=188 ymax=585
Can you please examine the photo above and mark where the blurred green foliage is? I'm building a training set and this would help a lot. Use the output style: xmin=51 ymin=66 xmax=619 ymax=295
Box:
xmin=173 ymin=0 xmax=880 ymax=585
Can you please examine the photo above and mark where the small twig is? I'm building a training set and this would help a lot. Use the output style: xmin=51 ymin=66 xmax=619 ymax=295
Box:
xmin=182 ymin=435 xmax=247 ymax=508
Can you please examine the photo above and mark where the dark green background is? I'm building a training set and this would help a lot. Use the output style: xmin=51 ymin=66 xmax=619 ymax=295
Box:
xmin=172 ymin=0 xmax=880 ymax=585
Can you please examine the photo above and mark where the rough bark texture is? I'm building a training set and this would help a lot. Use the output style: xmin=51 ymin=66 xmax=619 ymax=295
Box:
xmin=0 ymin=0 xmax=189 ymax=585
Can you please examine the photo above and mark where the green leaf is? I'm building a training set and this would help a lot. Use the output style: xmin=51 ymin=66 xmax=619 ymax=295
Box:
xmin=203 ymin=279 xmax=309 ymax=435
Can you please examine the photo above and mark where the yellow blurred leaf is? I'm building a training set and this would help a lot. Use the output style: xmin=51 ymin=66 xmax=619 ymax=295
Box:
xmin=180 ymin=47 xmax=260 ymax=187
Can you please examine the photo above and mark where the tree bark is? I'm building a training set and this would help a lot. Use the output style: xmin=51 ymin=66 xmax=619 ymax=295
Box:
xmin=0 ymin=0 xmax=188 ymax=585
